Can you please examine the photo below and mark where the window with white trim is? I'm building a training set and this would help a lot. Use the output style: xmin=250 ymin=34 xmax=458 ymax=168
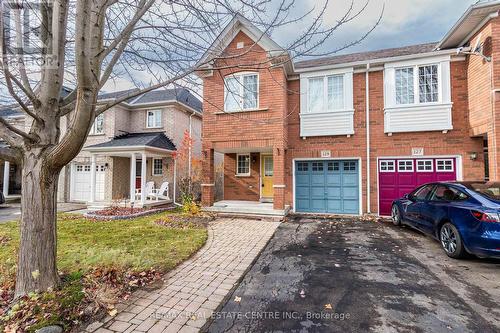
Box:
xmin=224 ymin=73 xmax=258 ymax=112
xmin=90 ymin=114 xmax=104 ymax=134
xmin=379 ymin=160 xmax=395 ymax=172
xmin=146 ymin=110 xmax=162 ymax=128
xmin=398 ymin=160 xmax=414 ymax=172
xmin=436 ymin=159 xmax=454 ymax=172
xmin=152 ymin=158 xmax=163 ymax=176
xmin=236 ymin=154 xmax=250 ymax=176
xmin=417 ymin=160 xmax=433 ymax=172
xmin=307 ymin=74 xmax=345 ymax=113
xmin=395 ymin=64 xmax=439 ymax=105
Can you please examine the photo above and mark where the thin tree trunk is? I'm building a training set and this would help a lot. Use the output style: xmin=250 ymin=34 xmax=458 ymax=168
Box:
xmin=15 ymin=151 xmax=60 ymax=298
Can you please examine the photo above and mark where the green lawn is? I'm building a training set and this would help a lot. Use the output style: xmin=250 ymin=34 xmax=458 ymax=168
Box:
xmin=0 ymin=211 xmax=208 ymax=285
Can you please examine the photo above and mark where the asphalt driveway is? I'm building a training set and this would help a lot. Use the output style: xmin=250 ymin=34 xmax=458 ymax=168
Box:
xmin=205 ymin=216 xmax=500 ymax=333
xmin=0 ymin=202 xmax=86 ymax=223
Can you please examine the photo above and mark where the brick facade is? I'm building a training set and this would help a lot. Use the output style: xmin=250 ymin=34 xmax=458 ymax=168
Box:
xmin=200 ymin=25 xmax=496 ymax=215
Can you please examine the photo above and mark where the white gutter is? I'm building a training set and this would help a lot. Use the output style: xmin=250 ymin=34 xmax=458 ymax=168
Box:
xmin=365 ymin=63 xmax=371 ymax=214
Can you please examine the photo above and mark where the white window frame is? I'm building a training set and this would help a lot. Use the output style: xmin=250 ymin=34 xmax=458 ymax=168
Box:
xmin=236 ymin=153 xmax=251 ymax=176
xmin=152 ymin=158 xmax=163 ymax=176
xmin=394 ymin=64 xmax=440 ymax=106
xmin=300 ymin=68 xmax=354 ymax=114
xmin=397 ymin=160 xmax=414 ymax=172
xmin=384 ymin=56 xmax=451 ymax=109
xmin=436 ymin=159 xmax=454 ymax=172
xmin=224 ymin=72 xmax=259 ymax=112
xmin=416 ymin=159 xmax=434 ymax=172
xmin=379 ymin=160 xmax=395 ymax=173
xmin=90 ymin=113 xmax=105 ymax=135
xmin=146 ymin=110 xmax=162 ymax=128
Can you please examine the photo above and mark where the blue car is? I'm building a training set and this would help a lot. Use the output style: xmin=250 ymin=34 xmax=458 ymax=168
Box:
xmin=391 ymin=181 xmax=500 ymax=259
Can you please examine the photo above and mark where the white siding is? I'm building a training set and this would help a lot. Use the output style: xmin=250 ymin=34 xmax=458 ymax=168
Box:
xmin=384 ymin=55 xmax=453 ymax=134
xmin=384 ymin=104 xmax=453 ymax=133
xmin=300 ymin=111 xmax=354 ymax=137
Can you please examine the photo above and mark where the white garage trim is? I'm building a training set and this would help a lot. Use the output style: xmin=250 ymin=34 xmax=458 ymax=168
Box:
xmin=292 ymin=157 xmax=363 ymax=215
xmin=70 ymin=162 xmax=106 ymax=202
xmin=376 ymin=154 xmax=463 ymax=216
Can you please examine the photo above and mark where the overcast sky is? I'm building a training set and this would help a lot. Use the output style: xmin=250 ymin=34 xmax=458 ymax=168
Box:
xmin=103 ymin=0 xmax=481 ymax=92
xmin=279 ymin=0 xmax=480 ymax=57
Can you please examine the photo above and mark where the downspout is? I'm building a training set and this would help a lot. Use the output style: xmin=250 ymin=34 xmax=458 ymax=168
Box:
xmin=366 ymin=63 xmax=371 ymax=214
xmin=188 ymin=112 xmax=196 ymax=191
xmin=188 ymin=112 xmax=195 ymax=179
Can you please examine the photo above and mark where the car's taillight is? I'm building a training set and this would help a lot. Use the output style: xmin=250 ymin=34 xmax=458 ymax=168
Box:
xmin=471 ymin=210 xmax=500 ymax=223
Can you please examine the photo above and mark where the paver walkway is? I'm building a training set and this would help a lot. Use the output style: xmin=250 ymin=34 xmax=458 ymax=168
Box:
xmin=86 ymin=217 xmax=280 ymax=333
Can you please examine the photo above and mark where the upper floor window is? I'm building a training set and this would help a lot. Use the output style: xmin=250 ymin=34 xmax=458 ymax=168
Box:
xmin=395 ymin=64 xmax=439 ymax=106
xmin=224 ymin=72 xmax=258 ymax=112
xmin=147 ymin=110 xmax=162 ymax=128
xmin=307 ymin=74 xmax=345 ymax=113
xmin=90 ymin=114 xmax=104 ymax=135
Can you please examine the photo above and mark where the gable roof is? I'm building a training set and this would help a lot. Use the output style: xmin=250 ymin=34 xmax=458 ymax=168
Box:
xmin=85 ymin=132 xmax=176 ymax=151
xmin=437 ymin=0 xmax=500 ymax=50
xmin=196 ymin=14 xmax=288 ymax=69
xmin=295 ymin=42 xmax=438 ymax=70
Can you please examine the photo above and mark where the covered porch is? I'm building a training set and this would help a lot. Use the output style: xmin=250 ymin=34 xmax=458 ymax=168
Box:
xmin=84 ymin=132 xmax=176 ymax=208
xmin=201 ymin=144 xmax=288 ymax=216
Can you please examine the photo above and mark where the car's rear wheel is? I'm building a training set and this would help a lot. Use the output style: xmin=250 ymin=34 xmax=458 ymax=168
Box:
xmin=391 ymin=204 xmax=402 ymax=226
xmin=440 ymin=223 xmax=466 ymax=259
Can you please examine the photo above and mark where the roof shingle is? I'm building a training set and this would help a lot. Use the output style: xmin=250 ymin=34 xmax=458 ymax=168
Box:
xmin=294 ymin=42 xmax=438 ymax=69
xmin=85 ymin=132 xmax=176 ymax=151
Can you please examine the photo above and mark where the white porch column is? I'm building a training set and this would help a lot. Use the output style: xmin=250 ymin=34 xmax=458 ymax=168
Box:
xmin=130 ymin=153 xmax=136 ymax=203
xmin=141 ymin=152 xmax=147 ymax=204
xmin=90 ymin=154 xmax=96 ymax=202
xmin=3 ymin=161 xmax=9 ymax=196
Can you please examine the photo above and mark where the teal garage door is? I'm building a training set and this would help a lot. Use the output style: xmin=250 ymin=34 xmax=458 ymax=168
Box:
xmin=295 ymin=160 xmax=360 ymax=214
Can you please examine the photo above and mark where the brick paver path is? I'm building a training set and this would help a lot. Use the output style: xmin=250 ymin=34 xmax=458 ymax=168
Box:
xmin=85 ymin=218 xmax=280 ymax=333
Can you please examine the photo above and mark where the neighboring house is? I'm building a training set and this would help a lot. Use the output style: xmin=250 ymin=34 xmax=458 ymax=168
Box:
xmin=0 ymin=87 xmax=202 ymax=207
xmin=199 ymin=1 xmax=500 ymax=216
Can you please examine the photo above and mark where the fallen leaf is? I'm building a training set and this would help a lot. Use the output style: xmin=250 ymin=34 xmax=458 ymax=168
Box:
xmin=108 ymin=309 xmax=118 ymax=317
xmin=324 ymin=304 xmax=333 ymax=310
xmin=234 ymin=296 xmax=241 ymax=303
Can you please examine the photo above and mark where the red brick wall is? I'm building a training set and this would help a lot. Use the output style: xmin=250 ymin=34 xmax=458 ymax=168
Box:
xmin=285 ymin=62 xmax=484 ymax=214
xmin=465 ymin=17 xmax=500 ymax=180
xmin=223 ymin=153 xmax=260 ymax=201
xmin=202 ymin=30 xmax=488 ymax=213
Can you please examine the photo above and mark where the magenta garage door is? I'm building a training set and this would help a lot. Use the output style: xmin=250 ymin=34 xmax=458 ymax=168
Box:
xmin=378 ymin=158 xmax=458 ymax=216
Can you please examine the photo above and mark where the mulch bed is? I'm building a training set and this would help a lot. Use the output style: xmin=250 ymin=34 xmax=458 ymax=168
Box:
xmin=154 ymin=214 xmax=215 ymax=229
xmin=84 ymin=207 xmax=174 ymax=221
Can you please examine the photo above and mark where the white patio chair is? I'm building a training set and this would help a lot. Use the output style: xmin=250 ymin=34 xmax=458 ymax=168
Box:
xmin=135 ymin=181 xmax=154 ymax=201
xmin=147 ymin=181 xmax=170 ymax=201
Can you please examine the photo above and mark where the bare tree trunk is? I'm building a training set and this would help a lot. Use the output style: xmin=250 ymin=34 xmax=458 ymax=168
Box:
xmin=15 ymin=150 xmax=60 ymax=298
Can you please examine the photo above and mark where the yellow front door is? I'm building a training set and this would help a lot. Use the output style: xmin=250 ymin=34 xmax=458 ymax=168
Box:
xmin=261 ymin=155 xmax=274 ymax=198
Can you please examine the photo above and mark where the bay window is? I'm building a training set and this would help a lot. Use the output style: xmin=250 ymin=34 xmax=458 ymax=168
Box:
xmin=224 ymin=72 xmax=258 ymax=112
xmin=384 ymin=56 xmax=452 ymax=134
xmin=299 ymin=68 xmax=354 ymax=137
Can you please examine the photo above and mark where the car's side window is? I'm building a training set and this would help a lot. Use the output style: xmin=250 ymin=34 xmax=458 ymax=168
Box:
xmin=430 ymin=185 xmax=468 ymax=202
xmin=411 ymin=185 xmax=434 ymax=201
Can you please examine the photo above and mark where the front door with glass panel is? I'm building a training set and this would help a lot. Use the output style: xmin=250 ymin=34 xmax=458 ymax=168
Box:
xmin=261 ymin=155 xmax=274 ymax=199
